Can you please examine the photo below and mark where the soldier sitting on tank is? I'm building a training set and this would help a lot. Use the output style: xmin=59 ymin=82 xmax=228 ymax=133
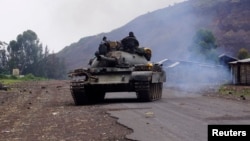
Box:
xmin=95 ymin=36 xmax=110 ymax=57
xmin=121 ymin=32 xmax=139 ymax=53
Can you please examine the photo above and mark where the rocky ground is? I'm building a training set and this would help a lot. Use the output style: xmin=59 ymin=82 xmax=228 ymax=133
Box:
xmin=0 ymin=80 xmax=132 ymax=141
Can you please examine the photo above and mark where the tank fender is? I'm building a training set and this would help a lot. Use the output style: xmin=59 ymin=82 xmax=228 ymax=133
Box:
xmin=131 ymin=71 xmax=166 ymax=83
xmin=131 ymin=71 xmax=152 ymax=81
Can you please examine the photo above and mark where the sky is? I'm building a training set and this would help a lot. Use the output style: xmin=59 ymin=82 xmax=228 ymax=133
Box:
xmin=0 ymin=0 xmax=185 ymax=53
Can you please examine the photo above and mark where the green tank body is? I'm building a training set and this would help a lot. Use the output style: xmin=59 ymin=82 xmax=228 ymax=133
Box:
xmin=69 ymin=41 xmax=166 ymax=105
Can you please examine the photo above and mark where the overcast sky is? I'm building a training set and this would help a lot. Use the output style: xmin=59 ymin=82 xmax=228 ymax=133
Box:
xmin=0 ymin=0 xmax=185 ymax=53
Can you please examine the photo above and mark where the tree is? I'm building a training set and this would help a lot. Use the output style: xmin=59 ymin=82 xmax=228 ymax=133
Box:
xmin=6 ymin=30 xmax=66 ymax=79
xmin=7 ymin=30 xmax=43 ymax=74
xmin=0 ymin=41 xmax=8 ymax=74
xmin=238 ymin=48 xmax=250 ymax=60
xmin=189 ymin=29 xmax=218 ymax=63
xmin=46 ymin=53 xmax=66 ymax=79
xmin=35 ymin=46 xmax=50 ymax=77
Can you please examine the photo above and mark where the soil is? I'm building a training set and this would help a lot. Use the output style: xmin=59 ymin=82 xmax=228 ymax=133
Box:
xmin=0 ymin=80 xmax=132 ymax=141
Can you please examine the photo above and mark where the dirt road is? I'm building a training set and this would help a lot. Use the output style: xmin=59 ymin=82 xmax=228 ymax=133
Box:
xmin=0 ymin=80 xmax=131 ymax=141
xmin=1 ymin=80 xmax=250 ymax=141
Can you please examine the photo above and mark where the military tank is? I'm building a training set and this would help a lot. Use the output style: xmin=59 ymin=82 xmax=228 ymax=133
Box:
xmin=68 ymin=40 xmax=166 ymax=105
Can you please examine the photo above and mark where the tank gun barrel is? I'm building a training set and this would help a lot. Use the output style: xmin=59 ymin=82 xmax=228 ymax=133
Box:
xmin=157 ymin=58 xmax=168 ymax=65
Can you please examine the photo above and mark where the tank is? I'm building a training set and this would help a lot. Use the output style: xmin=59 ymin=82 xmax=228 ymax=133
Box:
xmin=68 ymin=40 xmax=166 ymax=105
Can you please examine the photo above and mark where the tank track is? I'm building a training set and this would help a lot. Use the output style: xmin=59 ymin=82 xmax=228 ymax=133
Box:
xmin=70 ymin=82 xmax=105 ymax=105
xmin=135 ymin=82 xmax=163 ymax=102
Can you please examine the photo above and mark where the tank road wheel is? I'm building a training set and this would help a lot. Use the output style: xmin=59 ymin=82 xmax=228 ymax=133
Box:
xmin=137 ymin=82 xmax=163 ymax=102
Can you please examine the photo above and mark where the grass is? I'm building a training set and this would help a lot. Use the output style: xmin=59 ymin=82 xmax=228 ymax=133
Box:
xmin=218 ymin=85 xmax=250 ymax=98
xmin=0 ymin=74 xmax=47 ymax=85
xmin=0 ymin=79 xmax=23 ymax=85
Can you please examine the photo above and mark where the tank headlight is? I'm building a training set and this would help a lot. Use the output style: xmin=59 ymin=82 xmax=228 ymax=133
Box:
xmin=147 ymin=63 xmax=153 ymax=70
xmin=147 ymin=63 xmax=153 ymax=67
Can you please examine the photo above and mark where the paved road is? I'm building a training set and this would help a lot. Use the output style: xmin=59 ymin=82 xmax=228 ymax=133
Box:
xmin=103 ymin=88 xmax=250 ymax=141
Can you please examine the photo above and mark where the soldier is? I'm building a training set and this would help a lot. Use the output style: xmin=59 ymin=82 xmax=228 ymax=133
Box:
xmin=96 ymin=36 xmax=110 ymax=56
xmin=101 ymin=36 xmax=108 ymax=45
xmin=121 ymin=32 xmax=139 ymax=53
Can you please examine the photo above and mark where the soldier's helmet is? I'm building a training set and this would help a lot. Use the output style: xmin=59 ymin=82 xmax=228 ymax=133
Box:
xmin=103 ymin=36 xmax=107 ymax=41
xmin=129 ymin=32 xmax=134 ymax=37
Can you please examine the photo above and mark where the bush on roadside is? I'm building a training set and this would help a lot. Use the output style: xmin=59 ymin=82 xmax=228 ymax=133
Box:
xmin=0 ymin=74 xmax=8 ymax=79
